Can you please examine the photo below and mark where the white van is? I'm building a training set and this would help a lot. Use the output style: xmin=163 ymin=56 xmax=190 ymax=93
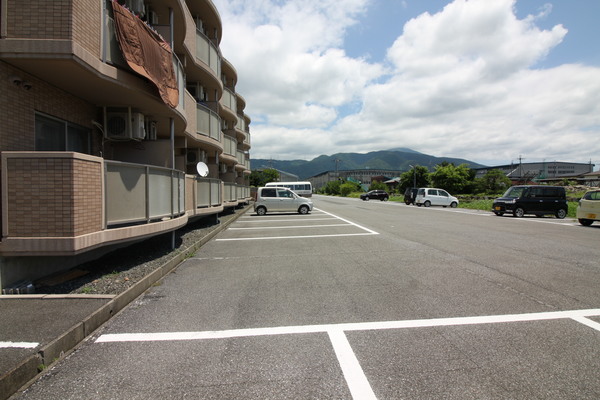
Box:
xmin=415 ymin=188 xmax=459 ymax=208
xmin=254 ymin=187 xmax=313 ymax=215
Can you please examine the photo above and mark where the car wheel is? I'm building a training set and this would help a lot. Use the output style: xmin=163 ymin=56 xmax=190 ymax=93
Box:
xmin=256 ymin=206 xmax=267 ymax=216
xmin=298 ymin=205 xmax=309 ymax=215
xmin=513 ymin=207 xmax=525 ymax=218
xmin=417 ymin=203 xmax=422 ymax=207
xmin=364 ymin=196 xmax=369 ymax=201
xmin=404 ymin=201 xmax=411 ymax=205
xmin=450 ymin=202 xmax=457 ymax=208
xmin=424 ymin=200 xmax=431 ymax=207
xmin=556 ymin=209 xmax=567 ymax=219
xmin=578 ymin=218 xmax=593 ymax=226
xmin=382 ymin=197 xmax=388 ymax=201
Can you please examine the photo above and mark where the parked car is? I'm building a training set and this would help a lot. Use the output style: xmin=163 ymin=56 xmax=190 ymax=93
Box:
xmin=404 ymin=187 xmax=419 ymax=205
xmin=492 ymin=185 xmax=567 ymax=218
xmin=254 ymin=187 xmax=313 ymax=215
xmin=360 ymin=190 xmax=389 ymax=201
xmin=576 ymin=189 xmax=600 ymax=226
xmin=415 ymin=188 xmax=458 ymax=207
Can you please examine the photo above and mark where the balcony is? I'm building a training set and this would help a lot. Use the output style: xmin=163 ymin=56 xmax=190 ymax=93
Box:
xmin=224 ymin=183 xmax=251 ymax=203
xmin=196 ymin=29 xmax=221 ymax=79
xmin=0 ymin=152 xmax=187 ymax=256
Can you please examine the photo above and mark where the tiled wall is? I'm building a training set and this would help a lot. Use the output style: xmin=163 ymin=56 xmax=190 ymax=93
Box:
xmin=4 ymin=154 xmax=103 ymax=237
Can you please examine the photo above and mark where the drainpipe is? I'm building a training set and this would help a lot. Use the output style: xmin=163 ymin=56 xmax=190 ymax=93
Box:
xmin=169 ymin=7 xmax=176 ymax=250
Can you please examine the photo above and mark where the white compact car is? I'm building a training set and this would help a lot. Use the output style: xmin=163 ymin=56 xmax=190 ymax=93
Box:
xmin=415 ymin=188 xmax=459 ymax=208
xmin=254 ymin=187 xmax=313 ymax=215
xmin=577 ymin=189 xmax=600 ymax=226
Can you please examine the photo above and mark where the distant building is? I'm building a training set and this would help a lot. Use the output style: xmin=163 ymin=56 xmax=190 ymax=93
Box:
xmin=255 ymin=167 xmax=299 ymax=182
xmin=474 ymin=161 xmax=594 ymax=183
xmin=309 ymin=169 xmax=403 ymax=190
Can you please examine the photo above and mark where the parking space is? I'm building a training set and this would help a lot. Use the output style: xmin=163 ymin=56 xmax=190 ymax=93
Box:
xmin=95 ymin=308 xmax=600 ymax=399
xmin=215 ymin=208 xmax=379 ymax=241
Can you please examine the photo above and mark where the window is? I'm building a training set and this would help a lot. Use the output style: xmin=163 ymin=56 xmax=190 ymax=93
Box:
xmin=35 ymin=113 xmax=91 ymax=154
xmin=262 ymin=188 xmax=277 ymax=197
xmin=277 ymin=189 xmax=293 ymax=198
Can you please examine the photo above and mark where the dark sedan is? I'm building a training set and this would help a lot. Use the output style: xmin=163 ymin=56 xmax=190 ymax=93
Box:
xmin=360 ymin=190 xmax=389 ymax=201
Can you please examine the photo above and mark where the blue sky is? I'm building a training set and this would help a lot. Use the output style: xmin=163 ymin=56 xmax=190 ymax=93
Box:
xmin=213 ymin=0 xmax=600 ymax=169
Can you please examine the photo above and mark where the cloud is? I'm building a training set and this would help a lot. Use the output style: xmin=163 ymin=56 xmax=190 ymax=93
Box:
xmin=214 ymin=0 xmax=600 ymax=167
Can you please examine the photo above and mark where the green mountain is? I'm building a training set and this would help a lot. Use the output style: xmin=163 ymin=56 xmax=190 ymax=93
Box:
xmin=252 ymin=149 xmax=485 ymax=180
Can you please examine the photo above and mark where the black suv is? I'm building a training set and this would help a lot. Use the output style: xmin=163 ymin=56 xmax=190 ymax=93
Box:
xmin=492 ymin=185 xmax=568 ymax=218
xmin=360 ymin=190 xmax=389 ymax=201
xmin=404 ymin=187 xmax=419 ymax=205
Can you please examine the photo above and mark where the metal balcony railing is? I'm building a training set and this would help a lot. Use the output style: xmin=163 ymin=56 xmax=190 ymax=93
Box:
xmin=105 ymin=161 xmax=185 ymax=227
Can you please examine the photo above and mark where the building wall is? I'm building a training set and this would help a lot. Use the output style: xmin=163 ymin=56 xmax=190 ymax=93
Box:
xmin=73 ymin=0 xmax=102 ymax=58
xmin=6 ymin=0 xmax=72 ymax=39
xmin=0 ymin=62 xmax=100 ymax=154
xmin=5 ymin=155 xmax=103 ymax=237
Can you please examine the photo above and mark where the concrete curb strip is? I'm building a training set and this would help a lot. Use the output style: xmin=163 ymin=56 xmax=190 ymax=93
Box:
xmin=1 ymin=205 xmax=250 ymax=400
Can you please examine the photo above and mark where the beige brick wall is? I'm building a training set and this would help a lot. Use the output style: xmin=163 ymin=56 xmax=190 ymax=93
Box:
xmin=72 ymin=0 xmax=102 ymax=58
xmin=5 ymin=0 xmax=102 ymax=58
xmin=6 ymin=0 xmax=72 ymax=39
xmin=5 ymin=155 xmax=103 ymax=237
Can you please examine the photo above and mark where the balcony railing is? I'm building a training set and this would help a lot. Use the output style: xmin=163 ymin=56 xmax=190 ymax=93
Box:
xmin=196 ymin=29 xmax=221 ymax=78
xmin=197 ymin=103 xmax=221 ymax=141
xmin=0 ymin=152 xmax=189 ymax=256
xmin=221 ymin=88 xmax=237 ymax=112
xmin=196 ymin=178 xmax=222 ymax=208
xmin=224 ymin=135 xmax=237 ymax=156
xmin=105 ymin=161 xmax=185 ymax=227
xmin=224 ymin=183 xmax=251 ymax=202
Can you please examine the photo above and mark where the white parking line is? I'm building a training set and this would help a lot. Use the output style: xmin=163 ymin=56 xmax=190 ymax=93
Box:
xmin=238 ymin=217 xmax=339 ymax=223
xmin=95 ymin=309 xmax=600 ymax=400
xmin=229 ymin=224 xmax=351 ymax=230
xmin=0 ymin=341 xmax=39 ymax=349
xmin=95 ymin=308 xmax=600 ymax=344
xmin=216 ymin=208 xmax=378 ymax=241
xmin=328 ymin=329 xmax=377 ymax=400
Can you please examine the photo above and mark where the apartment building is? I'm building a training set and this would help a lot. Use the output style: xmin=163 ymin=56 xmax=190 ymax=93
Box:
xmin=0 ymin=0 xmax=252 ymax=290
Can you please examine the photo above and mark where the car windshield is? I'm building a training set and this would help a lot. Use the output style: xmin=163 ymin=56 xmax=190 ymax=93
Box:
xmin=502 ymin=186 xmax=525 ymax=198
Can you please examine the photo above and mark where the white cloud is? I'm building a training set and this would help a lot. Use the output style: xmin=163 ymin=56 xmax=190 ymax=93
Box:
xmin=214 ymin=0 xmax=600 ymax=167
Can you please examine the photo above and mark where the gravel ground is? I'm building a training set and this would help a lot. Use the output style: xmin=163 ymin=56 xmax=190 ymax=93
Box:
xmin=36 ymin=207 xmax=247 ymax=295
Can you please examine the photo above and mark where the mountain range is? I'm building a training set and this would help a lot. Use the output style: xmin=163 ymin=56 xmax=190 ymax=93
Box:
xmin=252 ymin=148 xmax=486 ymax=180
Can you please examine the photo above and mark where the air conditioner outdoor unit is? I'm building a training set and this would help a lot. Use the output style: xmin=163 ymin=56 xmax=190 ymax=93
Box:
xmin=131 ymin=112 xmax=146 ymax=140
xmin=105 ymin=111 xmax=131 ymax=139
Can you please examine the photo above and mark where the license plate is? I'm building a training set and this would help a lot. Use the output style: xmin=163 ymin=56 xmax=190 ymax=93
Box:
xmin=494 ymin=206 xmax=501 ymax=211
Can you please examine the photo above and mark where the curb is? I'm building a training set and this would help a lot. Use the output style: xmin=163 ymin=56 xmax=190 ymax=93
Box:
xmin=1 ymin=204 xmax=251 ymax=400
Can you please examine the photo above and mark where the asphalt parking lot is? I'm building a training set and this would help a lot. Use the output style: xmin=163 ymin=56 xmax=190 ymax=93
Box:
xmin=8 ymin=197 xmax=600 ymax=399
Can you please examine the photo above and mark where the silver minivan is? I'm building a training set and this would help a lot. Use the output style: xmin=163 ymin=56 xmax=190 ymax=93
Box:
xmin=254 ymin=187 xmax=313 ymax=215
xmin=415 ymin=188 xmax=459 ymax=208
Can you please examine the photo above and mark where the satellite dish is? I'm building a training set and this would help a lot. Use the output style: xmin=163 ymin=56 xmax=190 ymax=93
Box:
xmin=196 ymin=162 xmax=209 ymax=177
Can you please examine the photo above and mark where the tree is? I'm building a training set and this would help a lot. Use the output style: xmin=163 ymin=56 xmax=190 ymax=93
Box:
xmin=249 ymin=168 xmax=279 ymax=187
xmin=340 ymin=181 xmax=360 ymax=197
xmin=430 ymin=163 xmax=472 ymax=194
xmin=475 ymin=169 xmax=511 ymax=194
xmin=368 ymin=181 xmax=388 ymax=191
xmin=399 ymin=165 xmax=430 ymax=191
xmin=321 ymin=180 xmax=342 ymax=195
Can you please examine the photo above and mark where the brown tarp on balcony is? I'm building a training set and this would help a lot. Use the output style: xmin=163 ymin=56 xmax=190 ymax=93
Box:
xmin=111 ymin=1 xmax=179 ymax=108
